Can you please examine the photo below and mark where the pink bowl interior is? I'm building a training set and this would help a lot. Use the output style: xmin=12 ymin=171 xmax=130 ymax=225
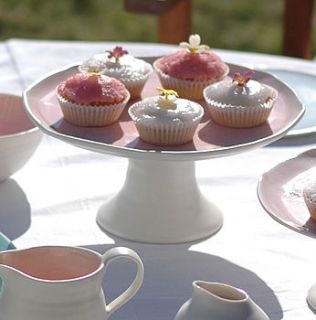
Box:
xmin=0 ymin=94 xmax=36 ymax=136
xmin=0 ymin=246 xmax=100 ymax=280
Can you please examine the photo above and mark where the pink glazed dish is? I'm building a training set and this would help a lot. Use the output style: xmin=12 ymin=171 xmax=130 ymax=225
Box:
xmin=23 ymin=61 xmax=304 ymax=161
xmin=0 ymin=93 xmax=41 ymax=182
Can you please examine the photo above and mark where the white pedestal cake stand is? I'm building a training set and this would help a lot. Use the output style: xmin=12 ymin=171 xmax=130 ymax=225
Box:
xmin=97 ymin=159 xmax=222 ymax=243
xmin=23 ymin=62 xmax=304 ymax=243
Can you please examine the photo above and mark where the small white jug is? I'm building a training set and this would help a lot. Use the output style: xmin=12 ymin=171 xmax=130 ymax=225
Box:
xmin=175 ymin=281 xmax=270 ymax=320
xmin=0 ymin=246 xmax=144 ymax=320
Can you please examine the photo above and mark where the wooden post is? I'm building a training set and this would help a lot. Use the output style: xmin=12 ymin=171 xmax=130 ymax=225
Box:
xmin=283 ymin=0 xmax=314 ymax=59
xmin=124 ymin=0 xmax=192 ymax=44
xmin=158 ymin=0 xmax=192 ymax=44
xmin=124 ymin=0 xmax=183 ymax=15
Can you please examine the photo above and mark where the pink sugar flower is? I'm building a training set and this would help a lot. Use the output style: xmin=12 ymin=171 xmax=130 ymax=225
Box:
xmin=107 ymin=46 xmax=128 ymax=63
xmin=232 ymin=70 xmax=254 ymax=86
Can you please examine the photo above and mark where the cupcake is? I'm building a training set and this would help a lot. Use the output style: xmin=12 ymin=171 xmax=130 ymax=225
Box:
xmin=203 ymin=70 xmax=278 ymax=128
xmin=128 ymin=88 xmax=204 ymax=145
xmin=303 ymin=182 xmax=316 ymax=221
xmin=153 ymin=34 xmax=229 ymax=101
xmin=57 ymin=72 xmax=130 ymax=126
xmin=79 ymin=46 xmax=153 ymax=99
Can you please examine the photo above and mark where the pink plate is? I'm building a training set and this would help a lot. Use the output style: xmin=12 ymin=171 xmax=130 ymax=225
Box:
xmin=258 ymin=149 xmax=316 ymax=237
xmin=23 ymin=61 xmax=304 ymax=161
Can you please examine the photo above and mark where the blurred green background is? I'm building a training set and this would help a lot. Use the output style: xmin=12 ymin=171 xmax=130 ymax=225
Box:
xmin=0 ymin=0 xmax=289 ymax=55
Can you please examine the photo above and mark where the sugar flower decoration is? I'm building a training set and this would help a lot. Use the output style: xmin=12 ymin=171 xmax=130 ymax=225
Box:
xmin=157 ymin=87 xmax=179 ymax=108
xmin=232 ymin=70 xmax=254 ymax=86
xmin=179 ymin=34 xmax=210 ymax=53
xmin=78 ymin=58 xmax=106 ymax=75
xmin=107 ymin=46 xmax=128 ymax=63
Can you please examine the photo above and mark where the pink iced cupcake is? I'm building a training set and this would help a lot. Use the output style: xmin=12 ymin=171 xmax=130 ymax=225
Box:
xmin=57 ymin=73 xmax=130 ymax=126
xmin=154 ymin=34 xmax=229 ymax=101
xmin=203 ymin=70 xmax=278 ymax=128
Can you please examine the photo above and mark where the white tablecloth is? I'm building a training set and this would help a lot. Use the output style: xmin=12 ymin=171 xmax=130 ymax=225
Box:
xmin=1 ymin=39 xmax=316 ymax=320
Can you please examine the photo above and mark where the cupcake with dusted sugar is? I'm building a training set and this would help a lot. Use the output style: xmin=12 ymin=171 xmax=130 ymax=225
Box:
xmin=57 ymin=72 xmax=130 ymax=127
xmin=128 ymin=88 xmax=204 ymax=146
xmin=203 ymin=70 xmax=278 ymax=128
xmin=153 ymin=34 xmax=229 ymax=100
xmin=79 ymin=46 xmax=153 ymax=99
xmin=303 ymin=181 xmax=316 ymax=221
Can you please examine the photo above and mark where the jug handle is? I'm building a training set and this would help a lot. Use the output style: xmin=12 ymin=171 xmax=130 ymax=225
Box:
xmin=102 ymin=247 xmax=144 ymax=317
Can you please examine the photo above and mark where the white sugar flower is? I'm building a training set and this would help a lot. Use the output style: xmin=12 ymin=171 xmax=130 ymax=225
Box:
xmin=179 ymin=34 xmax=210 ymax=53
xmin=78 ymin=57 xmax=106 ymax=74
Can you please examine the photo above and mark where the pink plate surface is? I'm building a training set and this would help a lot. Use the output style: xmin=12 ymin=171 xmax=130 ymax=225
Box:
xmin=258 ymin=149 xmax=316 ymax=237
xmin=23 ymin=62 xmax=304 ymax=161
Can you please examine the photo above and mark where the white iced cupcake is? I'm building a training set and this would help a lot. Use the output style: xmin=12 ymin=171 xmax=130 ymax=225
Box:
xmin=79 ymin=46 xmax=153 ymax=99
xmin=128 ymin=88 xmax=204 ymax=145
xmin=203 ymin=70 xmax=278 ymax=128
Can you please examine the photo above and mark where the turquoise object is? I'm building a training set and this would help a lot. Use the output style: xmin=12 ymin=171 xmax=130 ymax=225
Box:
xmin=0 ymin=233 xmax=15 ymax=251
xmin=0 ymin=232 xmax=15 ymax=291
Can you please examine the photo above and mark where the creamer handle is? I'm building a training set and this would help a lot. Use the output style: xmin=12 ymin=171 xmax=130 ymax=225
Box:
xmin=102 ymin=247 xmax=144 ymax=317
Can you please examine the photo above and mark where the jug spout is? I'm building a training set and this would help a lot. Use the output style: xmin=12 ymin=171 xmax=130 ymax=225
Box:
xmin=193 ymin=281 xmax=248 ymax=302
xmin=175 ymin=281 xmax=270 ymax=320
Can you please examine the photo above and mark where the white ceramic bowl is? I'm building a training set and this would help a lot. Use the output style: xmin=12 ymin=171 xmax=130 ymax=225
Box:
xmin=0 ymin=93 xmax=42 ymax=182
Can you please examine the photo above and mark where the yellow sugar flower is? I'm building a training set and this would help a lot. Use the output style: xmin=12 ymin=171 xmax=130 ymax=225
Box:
xmin=157 ymin=88 xmax=179 ymax=108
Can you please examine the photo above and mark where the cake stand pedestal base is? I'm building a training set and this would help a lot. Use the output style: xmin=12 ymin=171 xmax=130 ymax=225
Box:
xmin=97 ymin=159 xmax=223 ymax=244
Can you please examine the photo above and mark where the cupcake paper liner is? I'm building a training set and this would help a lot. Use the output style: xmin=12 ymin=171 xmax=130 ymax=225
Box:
xmin=121 ymin=76 xmax=150 ymax=100
xmin=103 ymin=62 xmax=153 ymax=100
xmin=153 ymin=60 xmax=228 ymax=101
xmin=58 ymin=93 xmax=130 ymax=127
xmin=133 ymin=121 xmax=200 ymax=146
xmin=129 ymin=100 xmax=203 ymax=146
xmin=203 ymin=86 xmax=278 ymax=128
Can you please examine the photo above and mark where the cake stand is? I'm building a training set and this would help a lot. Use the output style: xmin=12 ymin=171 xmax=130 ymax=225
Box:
xmin=257 ymin=149 xmax=316 ymax=311
xmin=23 ymin=62 xmax=304 ymax=243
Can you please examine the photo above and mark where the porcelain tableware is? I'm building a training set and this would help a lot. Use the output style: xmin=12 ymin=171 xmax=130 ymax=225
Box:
xmin=0 ymin=93 xmax=41 ymax=182
xmin=257 ymin=149 xmax=316 ymax=312
xmin=263 ymin=68 xmax=316 ymax=137
xmin=23 ymin=62 xmax=304 ymax=161
xmin=175 ymin=281 xmax=270 ymax=320
xmin=0 ymin=246 xmax=144 ymax=320
xmin=22 ymin=62 xmax=304 ymax=244
xmin=258 ymin=149 xmax=316 ymax=237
